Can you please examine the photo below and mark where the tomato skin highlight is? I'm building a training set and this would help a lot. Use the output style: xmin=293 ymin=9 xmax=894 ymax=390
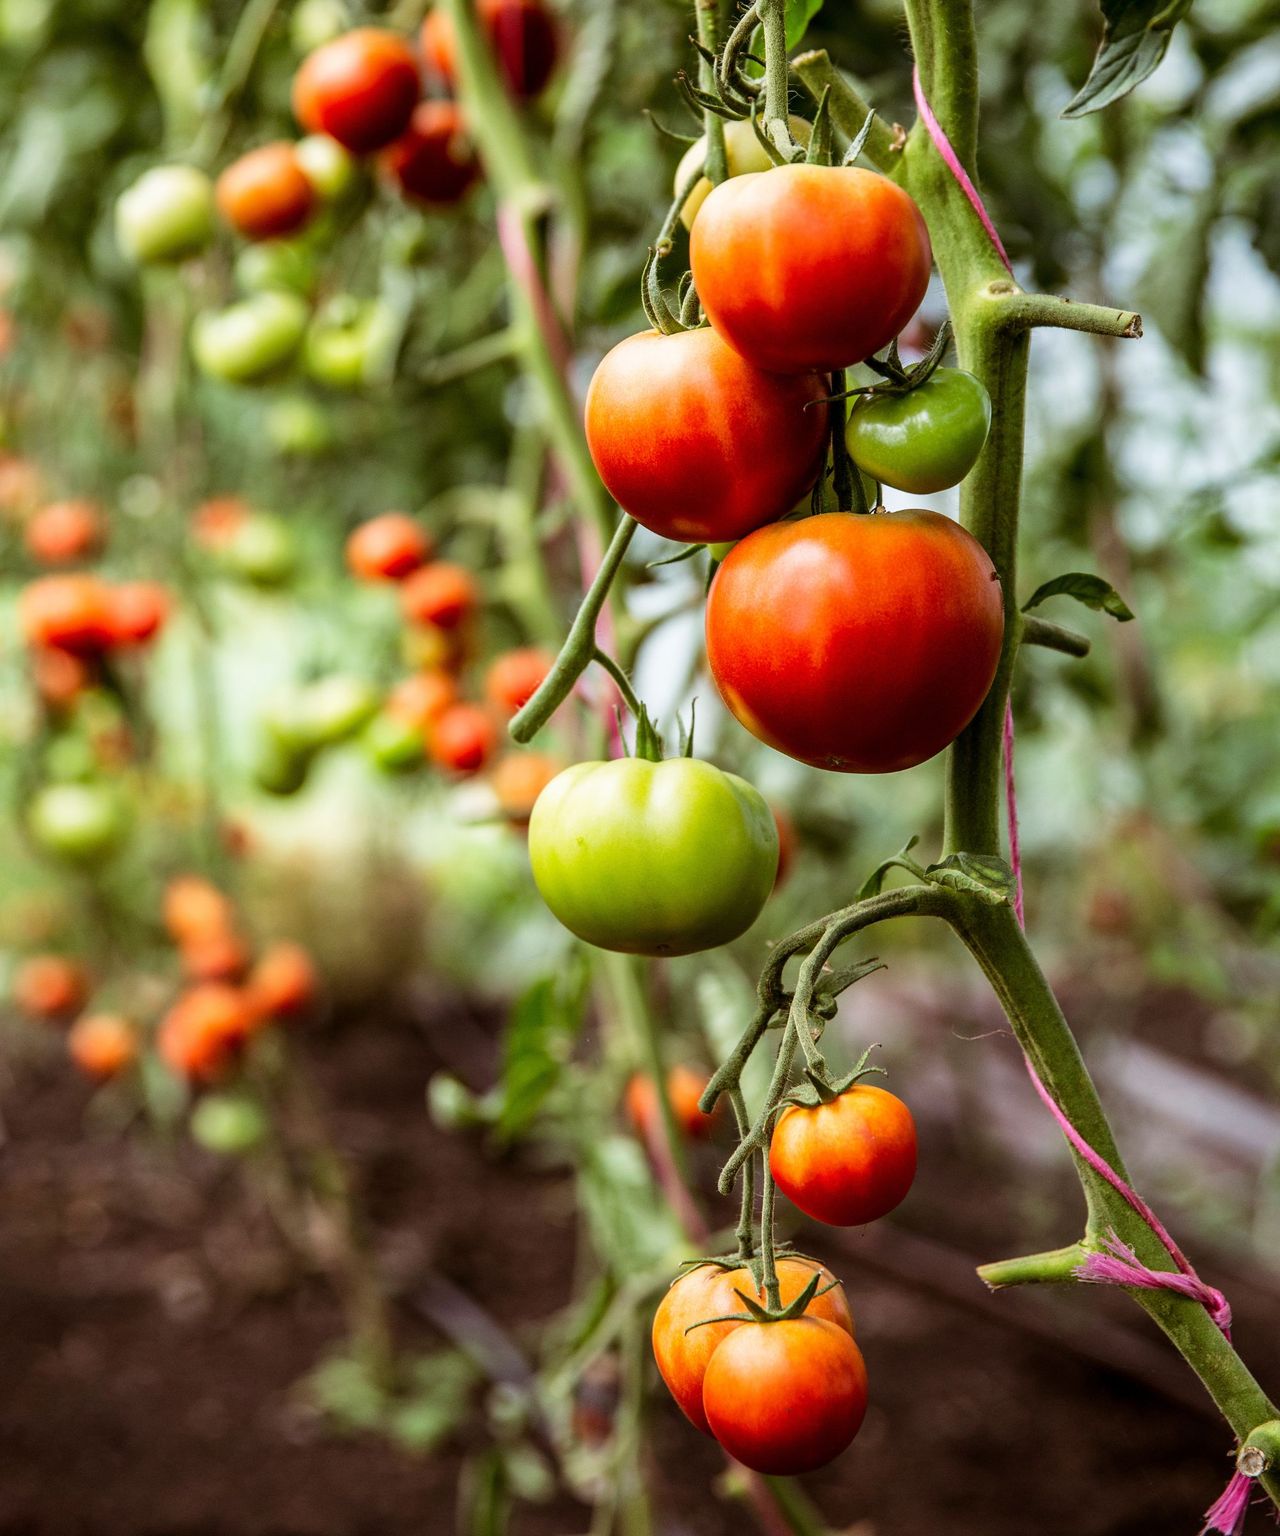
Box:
xmin=528 ymin=757 xmax=778 ymax=957
xmin=216 ymin=143 xmax=316 ymax=241
xmin=847 ymin=368 xmax=992 ymax=494
xmin=705 ymin=510 xmax=1004 ymax=773
xmin=690 ymin=165 xmax=932 ymax=374
xmin=702 ymin=1317 xmax=868 ymax=1475
xmin=584 ymin=328 xmax=828 ymax=545
xmin=380 ymin=101 xmax=480 ymax=206
xmin=293 ymin=29 xmax=421 ymax=153
xmin=771 ymin=1084 xmax=918 ymax=1227
xmin=651 ymin=1258 xmax=854 ymax=1435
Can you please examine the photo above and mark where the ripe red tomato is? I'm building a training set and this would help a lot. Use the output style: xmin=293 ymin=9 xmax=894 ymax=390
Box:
xmin=24 ymin=499 xmax=104 ymax=565
xmin=292 ymin=29 xmax=421 ymax=153
xmin=770 ymin=1083 xmax=918 ymax=1226
xmin=421 ymin=0 xmax=558 ymax=102
xmin=164 ymin=876 xmax=236 ymax=945
xmin=216 ymin=142 xmax=316 ymax=241
xmin=429 ymin=702 xmax=497 ymax=775
xmin=705 ymin=511 xmax=1004 ymax=773
xmin=701 ymin=1317 xmax=868 ymax=1474
xmin=625 ymin=1064 xmax=718 ymax=1143
xmin=158 ymin=984 xmax=254 ymax=1082
xmin=180 ymin=928 xmax=250 ymax=984
xmin=31 ymin=647 xmax=92 ymax=711
xmin=584 ymin=327 xmax=829 ymax=544
xmin=13 ymin=954 xmax=89 ymax=1020
xmin=346 ymin=512 xmax=433 ymax=581
xmin=386 ymin=670 xmax=458 ymax=730
xmin=247 ymin=941 xmax=318 ymax=1021
xmin=690 ymin=165 xmax=932 ymax=373
xmin=400 ymin=562 xmax=478 ymax=630
xmin=108 ymin=582 xmax=170 ymax=646
xmin=484 ymin=647 xmax=553 ymax=717
xmin=652 ymin=1258 xmax=853 ymax=1435
xmin=18 ymin=575 xmax=114 ymax=655
xmin=68 ymin=1013 xmax=137 ymax=1080
xmin=380 ymin=101 xmax=480 ymax=206
xmin=489 ymin=750 xmax=561 ymax=823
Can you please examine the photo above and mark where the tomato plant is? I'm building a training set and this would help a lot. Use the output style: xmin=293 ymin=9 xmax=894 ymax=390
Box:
xmin=705 ymin=511 xmax=1005 ymax=772
xmin=527 ymin=757 xmax=778 ymax=956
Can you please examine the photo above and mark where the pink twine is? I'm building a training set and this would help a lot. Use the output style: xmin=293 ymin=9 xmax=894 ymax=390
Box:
xmin=1076 ymin=1233 xmax=1233 ymax=1337
xmin=1200 ymin=1472 xmax=1255 ymax=1536
xmin=911 ymin=65 xmax=1013 ymax=277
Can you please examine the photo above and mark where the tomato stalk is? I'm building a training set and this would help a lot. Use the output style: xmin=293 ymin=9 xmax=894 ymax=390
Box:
xmin=695 ymin=0 xmax=729 ymax=184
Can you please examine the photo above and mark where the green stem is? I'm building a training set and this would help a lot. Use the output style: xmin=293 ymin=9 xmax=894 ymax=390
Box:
xmin=978 ymin=1242 xmax=1087 ymax=1288
xmin=758 ymin=0 xmax=793 ymax=156
xmin=1020 ymin=614 xmax=1091 ymax=658
xmin=510 ymin=515 xmax=637 ymax=742
xmin=592 ymin=646 xmax=643 ymax=720
xmin=791 ymin=51 xmax=899 ymax=170
xmin=695 ymin=0 xmax=728 ymax=183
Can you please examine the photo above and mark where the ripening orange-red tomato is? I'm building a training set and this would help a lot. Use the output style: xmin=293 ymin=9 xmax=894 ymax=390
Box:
xmin=771 ymin=805 xmax=796 ymax=891
xmin=163 ymin=875 xmax=236 ymax=945
xmin=216 ymin=142 xmax=316 ymax=241
xmin=584 ymin=327 xmax=829 ymax=544
xmin=180 ymin=928 xmax=251 ymax=985
xmin=24 ymin=499 xmax=105 ymax=565
xmin=380 ymin=101 xmax=480 ymax=206
xmin=400 ymin=562 xmax=478 ymax=631
xmin=702 ymin=1317 xmax=868 ymax=1475
xmin=690 ymin=165 xmax=932 ymax=374
xmin=625 ymin=1064 xmax=719 ymax=1143
xmin=191 ymin=496 xmax=251 ymax=549
xmin=489 ymin=751 xmax=561 ymax=824
xmin=18 ymin=574 xmax=115 ymax=655
xmin=770 ymin=1083 xmax=918 ymax=1227
xmin=386 ymin=669 xmax=458 ymax=732
xmin=292 ymin=29 xmax=421 ymax=154
xmin=247 ymin=940 xmax=318 ymax=1021
xmin=31 ymin=647 xmax=93 ymax=711
xmin=0 ymin=454 xmax=43 ymax=514
xmin=13 ymin=954 xmax=90 ymax=1021
xmin=158 ymin=984 xmax=254 ymax=1082
xmin=484 ymin=647 xmax=553 ymax=717
xmin=68 ymin=1013 xmax=138 ymax=1080
xmin=108 ymin=582 xmax=170 ymax=646
xmin=429 ymin=702 xmax=497 ymax=775
xmin=651 ymin=1258 xmax=854 ymax=1435
xmin=705 ymin=511 xmax=1004 ymax=773
xmin=346 ymin=512 xmax=434 ymax=581
xmin=421 ymin=0 xmax=559 ymax=102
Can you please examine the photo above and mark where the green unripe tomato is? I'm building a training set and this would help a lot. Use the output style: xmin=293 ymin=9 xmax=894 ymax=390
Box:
xmin=304 ymin=297 xmax=398 ymax=390
xmin=252 ymin=733 xmax=313 ymax=796
xmin=294 ymin=675 xmax=380 ymax=750
xmin=28 ymin=781 xmax=128 ymax=865
xmin=191 ymin=1093 xmax=268 ymax=1155
xmin=191 ymin=292 xmax=309 ymax=385
xmin=294 ymin=134 xmax=356 ymax=203
xmin=115 ymin=165 xmax=216 ymax=265
xmin=527 ymin=757 xmax=778 ymax=956
xmin=290 ymin=0 xmax=347 ymax=53
xmin=676 ymin=117 xmax=812 ymax=231
xmin=234 ymin=239 xmax=317 ymax=298
xmin=362 ymin=710 xmax=426 ymax=773
xmin=218 ymin=513 xmax=298 ymax=587
xmin=846 ymin=369 xmax=992 ymax=494
xmin=264 ymin=393 xmax=333 ymax=455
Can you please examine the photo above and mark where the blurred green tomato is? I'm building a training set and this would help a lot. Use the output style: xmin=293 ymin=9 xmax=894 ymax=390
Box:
xmin=362 ymin=709 xmax=425 ymax=773
xmin=191 ymin=1093 xmax=268 ymax=1155
xmin=294 ymin=675 xmax=380 ymax=750
xmin=252 ymin=733 xmax=312 ymax=796
xmin=115 ymin=165 xmax=216 ymax=264
xmin=295 ymin=134 xmax=356 ymax=202
xmin=528 ymin=758 xmax=779 ymax=956
xmin=290 ymin=0 xmax=347 ymax=54
xmin=676 ymin=117 xmax=812 ymax=231
xmin=846 ymin=369 xmax=993 ymax=494
xmin=191 ymin=292 xmax=308 ymax=385
xmin=264 ymin=394 xmax=334 ymax=455
xmin=234 ymin=239 xmax=317 ymax=297
xmin=304 ymin=297 xmax=398 ymax=390
xmin=217 ymin=513 xmax=298 ymax=587
xmin=28 ymin=782 xmax=128 ymax=865
xmin=43 ymin=734 xmax=99 ymax=784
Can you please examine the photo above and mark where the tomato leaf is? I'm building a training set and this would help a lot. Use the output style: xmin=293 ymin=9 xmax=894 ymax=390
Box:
xmin=1022 ymin=572 xmax=1135 ymax=621
xmin=495 ymin=969 xmax=587 ymax=1143
xmin=1062 ymin=0 xmax=1193 ymax=119
xmin=923 ymin=853 xmax=1018 ymax=906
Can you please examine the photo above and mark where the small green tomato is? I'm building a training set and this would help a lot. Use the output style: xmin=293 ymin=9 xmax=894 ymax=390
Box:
xmin=191 ymin=292 xmax=309 ymax=385
xmin=28 ymin=782 xmax=129 ymax=865
xmin=294 ymin=133 xmax=357 ymax=202
xmin=115 ymin=165 xmax=216 ymax=265
xmin=846 ymin=369 xmax=992 ymax=494
xmin=527 ymin=757 xmax=778 ymax=956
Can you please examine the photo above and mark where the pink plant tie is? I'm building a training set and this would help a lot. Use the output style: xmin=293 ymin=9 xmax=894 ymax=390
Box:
xmin=912 ymin=63 xmax=1246 ymax=1528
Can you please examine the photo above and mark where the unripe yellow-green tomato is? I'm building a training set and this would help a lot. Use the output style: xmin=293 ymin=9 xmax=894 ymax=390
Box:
xmin=295 ymin=133 xmax=356 ymax=203
xmin=675 ymin=117 xmax=812 ymax=231
xmin=115 ymin=165 xmax=216 ymax=265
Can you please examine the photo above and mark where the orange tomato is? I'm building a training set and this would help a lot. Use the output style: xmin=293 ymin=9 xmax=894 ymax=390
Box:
xmin=625 ymin=1064 xmax=719 ymax=1143
xmin=158 ymin=984 xmax=254 ymax=1082
xmin=386 ymin=669 xmax=458 ymax=732
xmin=68 ymin=1013 xmax=138 ymax=1079
xmin=429 ymin=702 xmax=497 ymax=775
xmin=24 ymin=499 xmax=105 ymax=565
xmin=18 ymin=574 xmax=115 ymax=655
xmin=770 ymin=1084 xmax=918 ymax=1227
xmin=247 ymin=940 xmax=317 ymax=1021
xmin=400 ymin=561 xmax=478 ymax=631
xmin=163 ymin=876 xmax=236 ymax=945
xmin=216 ymin=142 xmax=316 ymax=241
xmin=346 ymin=512 xmax=433 ymax=581
xmin=489 ymin=751 xmax=561 ymax=824
xmin=13 ymin=954 xmax=89 ymax=1021
xmin=483 ymin=647 xmax=553 ymax=717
